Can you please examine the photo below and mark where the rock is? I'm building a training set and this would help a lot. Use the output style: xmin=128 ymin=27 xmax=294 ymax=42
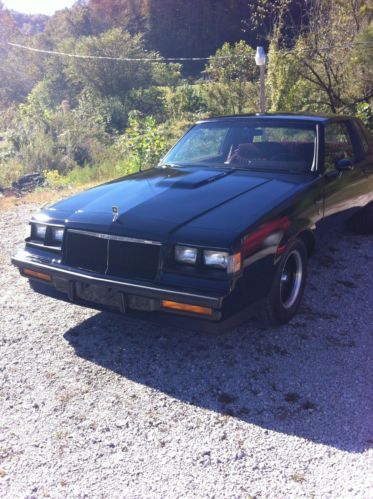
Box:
xmin=11 ymin=172 xmax=46 ymax=193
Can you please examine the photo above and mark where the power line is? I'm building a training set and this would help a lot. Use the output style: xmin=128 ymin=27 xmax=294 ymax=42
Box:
xmin=7 ymin=42 xmax=222 ymax=62
xmin=7 ymin=40 xmax=373 ymax=63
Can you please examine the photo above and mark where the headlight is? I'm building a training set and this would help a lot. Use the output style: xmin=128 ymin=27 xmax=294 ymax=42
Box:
xmin=175 ymin=245 xmax=198 ymax=264
xmin=51 ymin=227 xmax=64 ymax=243
xmin=24 ymin=224 xmax=31 ymax=240
xmin=34 ymin=224 xmax=47 ymax=240
xmin=203 ymin=250 xmax=229 ymax=268
xmin=204 ymin=250 xmax=241 ymax=274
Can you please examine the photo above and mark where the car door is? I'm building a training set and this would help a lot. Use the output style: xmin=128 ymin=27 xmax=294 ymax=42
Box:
xmin=322 ymin=120 xmax=368 ymax=218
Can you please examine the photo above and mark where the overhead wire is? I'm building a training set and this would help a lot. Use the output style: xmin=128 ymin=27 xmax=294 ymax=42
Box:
xmin=7 ymin=42 xmax=223 ymax=61
xmin=5 ymin=40 xmax=373 ymax=63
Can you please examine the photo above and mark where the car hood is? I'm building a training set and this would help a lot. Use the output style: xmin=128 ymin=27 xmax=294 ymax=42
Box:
xmin=40 ymin=167 xmax=312 ymax=246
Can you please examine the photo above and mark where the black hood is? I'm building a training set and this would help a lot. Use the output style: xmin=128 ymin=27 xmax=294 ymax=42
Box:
xmin=40 ymin=167 xmax=311 ymax=246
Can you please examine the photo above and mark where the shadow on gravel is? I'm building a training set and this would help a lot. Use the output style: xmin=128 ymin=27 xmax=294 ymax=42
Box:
xmin=64 ymin=307 xmax=372 ymax=454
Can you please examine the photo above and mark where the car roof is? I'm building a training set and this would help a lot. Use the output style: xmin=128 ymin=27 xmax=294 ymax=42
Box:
xmin=196 ymin=112 xmax=351 ymax=124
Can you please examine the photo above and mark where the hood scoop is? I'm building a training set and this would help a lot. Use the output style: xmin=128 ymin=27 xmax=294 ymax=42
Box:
xmin=156 ymin=168 xmax=235 ymax=189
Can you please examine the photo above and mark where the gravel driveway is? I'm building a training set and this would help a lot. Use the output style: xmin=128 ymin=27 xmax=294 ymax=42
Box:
xmin=1 ymin=204 xmax=372 ymax=498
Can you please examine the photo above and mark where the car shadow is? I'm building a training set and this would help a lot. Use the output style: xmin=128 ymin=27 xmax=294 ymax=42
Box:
xmin=64 ymin=302 xmax=372 ymax=453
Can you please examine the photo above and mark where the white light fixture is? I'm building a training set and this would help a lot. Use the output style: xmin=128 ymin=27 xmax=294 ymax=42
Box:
xmin=255 ymin=46 xmax=267 ymax=66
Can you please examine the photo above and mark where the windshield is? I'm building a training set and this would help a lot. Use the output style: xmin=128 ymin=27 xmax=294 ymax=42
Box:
xmin=162 ymin=122 xmax=317 ymax=173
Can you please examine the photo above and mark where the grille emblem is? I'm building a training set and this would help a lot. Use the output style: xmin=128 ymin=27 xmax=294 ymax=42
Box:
xmin=112 ymin=206 xmax=119 ymax=222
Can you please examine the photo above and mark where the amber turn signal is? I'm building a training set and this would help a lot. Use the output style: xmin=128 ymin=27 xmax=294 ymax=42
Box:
xmin=161 ymin=300 xmax=213 ymax=316
xmin=22 ymin=268 xmax=52 ymax=282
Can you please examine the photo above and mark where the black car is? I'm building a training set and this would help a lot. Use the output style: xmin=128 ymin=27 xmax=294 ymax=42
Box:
xmin=12 ymin=113 xmax=373 ymax=327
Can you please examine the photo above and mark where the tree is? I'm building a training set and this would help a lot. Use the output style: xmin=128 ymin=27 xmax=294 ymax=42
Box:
xmin=0 ymin=4 xmax=43 ymax=105
xmin=63 ymin=28 xmax=157 ymax=99
xmin=267 ymin=0 xmax=373 ymax=114
xmin=203 ymin=41 xmax=258 ymax=114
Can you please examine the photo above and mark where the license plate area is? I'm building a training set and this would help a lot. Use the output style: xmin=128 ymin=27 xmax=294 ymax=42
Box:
xmin=75 ymin=281 xmax=123 ymax=309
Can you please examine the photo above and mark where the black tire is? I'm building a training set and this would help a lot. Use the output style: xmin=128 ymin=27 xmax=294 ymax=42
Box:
xmin=345 ymin=202 xmax=373 ymax=235
xmin=258 ymin=239 xmax=308 ymax=326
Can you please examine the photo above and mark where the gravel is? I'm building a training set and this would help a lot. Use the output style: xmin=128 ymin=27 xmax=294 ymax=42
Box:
xmin=0 ymin=204 xmax=372 ymax=499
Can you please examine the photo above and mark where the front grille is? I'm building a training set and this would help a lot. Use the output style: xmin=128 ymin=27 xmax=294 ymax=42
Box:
xmin=64 ymin=230 xmax=160 ymax=280
xmin=108 ymin=239 xmax=160 ymax=280
xmin=65 ymin=231 xmax=108 ymax=274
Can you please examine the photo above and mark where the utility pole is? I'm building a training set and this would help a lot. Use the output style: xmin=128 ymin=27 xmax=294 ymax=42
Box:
xmin=255 ymin=47 xmax=267 ymax=113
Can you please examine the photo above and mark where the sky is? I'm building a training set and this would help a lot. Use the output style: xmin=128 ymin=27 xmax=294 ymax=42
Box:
xmin=3 ymin=0 xmax=76 ymax=16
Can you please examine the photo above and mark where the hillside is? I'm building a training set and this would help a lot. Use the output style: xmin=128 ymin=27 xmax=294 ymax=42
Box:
xmin=0 ymin=0 xmax=372 ymax=191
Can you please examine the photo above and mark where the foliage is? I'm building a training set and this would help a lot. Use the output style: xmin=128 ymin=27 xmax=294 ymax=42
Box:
xmin=63 ymin=28 xmax=157 ymax=99
xmin=356 ymin=102 xmax=373 ymax=130
xmin=5 ymin=88 xmax=111 ymax=173
xmin=163 ymin=84 xmax=207 ymax=120
xmin=122 ymin=111 xmax=168 ymax=170
xmin=203 ymin=41 xmax=259 ymax=114
xmin=128 ymin=87 xmax=167 ymax=121
xmin=0 ymin=0 xmax=372 ymax=190
xmin=267 ymin=0 xmax=373 ymax=114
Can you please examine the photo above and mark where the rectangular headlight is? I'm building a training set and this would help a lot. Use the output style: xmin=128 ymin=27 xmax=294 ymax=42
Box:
xmin=51 ymin=227 xmax=64 ymax=243
xmin=34 ymin=224 xmax=47 ymax=240
xmin=175 ymin=245 xmax=198 ymax=264
xmin=24 ymin=224 xmax=31 ymax=240
xmin=204 ymin=250 xmax=241 ymax=274
xmin=203 ymin=250 xmax=229 ymax=268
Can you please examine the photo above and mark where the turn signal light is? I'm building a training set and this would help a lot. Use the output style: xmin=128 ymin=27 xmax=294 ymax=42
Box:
xmin=161 ymin=300 xmax=213 ymax=316
xmin=22 ymin=268 xmax=52 ymax=282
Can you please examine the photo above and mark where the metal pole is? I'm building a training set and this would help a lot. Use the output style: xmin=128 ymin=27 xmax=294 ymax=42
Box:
xmin=255 ymin=47 xmax=266 ymax=114
xmin=259 ymin=64 xmax=266 ymax=114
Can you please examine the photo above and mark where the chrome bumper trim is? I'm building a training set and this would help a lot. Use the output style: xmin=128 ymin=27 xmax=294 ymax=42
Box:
xmin=12 ymin=252 xmax=222 ymax=307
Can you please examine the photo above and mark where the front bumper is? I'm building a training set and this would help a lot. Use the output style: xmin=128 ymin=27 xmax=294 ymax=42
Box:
xmin=12 ymin=248 xmax=227 ymax=321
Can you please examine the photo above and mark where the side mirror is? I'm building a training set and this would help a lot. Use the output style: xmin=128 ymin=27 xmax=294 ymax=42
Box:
xmin=335 ymin=158 xmax=353 ymax=171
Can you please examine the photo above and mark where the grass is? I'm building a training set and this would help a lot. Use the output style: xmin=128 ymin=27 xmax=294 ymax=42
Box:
xmin=44 ymin=157 xmax=137 ymax=188
xmin=0 ymin=157 xmax=140 ymax=212
xmin=0 ymin=184 xmax=92 ymax=212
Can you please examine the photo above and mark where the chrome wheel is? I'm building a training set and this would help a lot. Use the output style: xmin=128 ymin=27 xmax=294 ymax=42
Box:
xmin=280 ymin=249 xmax=303 ymax=309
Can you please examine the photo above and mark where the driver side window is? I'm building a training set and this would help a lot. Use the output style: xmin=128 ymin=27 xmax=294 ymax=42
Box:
xmin=324 ymin=122 xmax=353 ymax=172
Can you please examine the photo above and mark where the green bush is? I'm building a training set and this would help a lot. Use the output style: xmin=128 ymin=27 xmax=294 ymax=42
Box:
xmin=164 ymin=84 xmax=207 ymax=119
xmin=121 ymin=111 xmax=169 ymax=170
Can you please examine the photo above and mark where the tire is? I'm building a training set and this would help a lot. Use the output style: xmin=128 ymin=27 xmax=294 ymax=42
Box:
xmin=345 ymin=202 xmax=373 ymax=235
xmin=258 ymin=239 xmax=308 ymax=326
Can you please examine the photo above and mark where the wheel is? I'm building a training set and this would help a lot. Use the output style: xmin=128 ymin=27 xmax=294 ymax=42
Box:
xmin=258 ymin=239 xmax=308 ymax=326
xmin=345 ymin=202 xmax=373 ymax=234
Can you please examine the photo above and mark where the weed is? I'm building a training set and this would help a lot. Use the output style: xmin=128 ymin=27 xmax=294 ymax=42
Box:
xmin=290 ymin=472 xmax=306 ymax=483
xmin=55 ymin=431 xmax=68 ymax=440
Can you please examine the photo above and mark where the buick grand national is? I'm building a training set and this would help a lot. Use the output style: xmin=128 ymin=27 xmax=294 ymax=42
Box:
xmin=12 ymin=114 xmax=373 ymax=327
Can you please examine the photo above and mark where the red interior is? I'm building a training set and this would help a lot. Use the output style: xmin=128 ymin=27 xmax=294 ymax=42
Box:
xmin=235 ymin=141 xmax=314 ymax=161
